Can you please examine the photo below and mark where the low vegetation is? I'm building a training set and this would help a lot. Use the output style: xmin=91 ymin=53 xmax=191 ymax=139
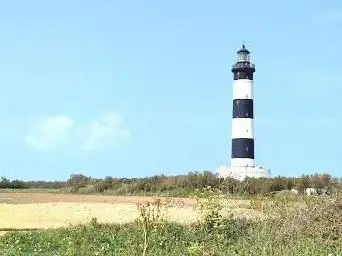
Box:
xmin=1 ymin=172 xmax=341 ymax=196
xmin=0 ymin=186 xmax=342 ymax=255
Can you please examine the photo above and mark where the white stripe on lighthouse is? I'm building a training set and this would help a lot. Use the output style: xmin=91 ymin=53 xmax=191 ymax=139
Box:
xmin=233 ymin=79 xmax=253 ymax=100
xmin=231 ymin=118 xmax=254 ymax=139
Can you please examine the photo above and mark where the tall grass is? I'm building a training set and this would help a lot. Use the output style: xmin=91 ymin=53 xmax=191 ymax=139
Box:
xmin=0 ymin=189 xmax=341 ymax=255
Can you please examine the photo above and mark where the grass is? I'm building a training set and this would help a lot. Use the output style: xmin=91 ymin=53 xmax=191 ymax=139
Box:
xmin=0 ymin=189 xmax=342 ymax=255
xmin=0 ymin=218 xmax=254 ymax=255
xmin=0 ymin=217 xmax=340 ymax=255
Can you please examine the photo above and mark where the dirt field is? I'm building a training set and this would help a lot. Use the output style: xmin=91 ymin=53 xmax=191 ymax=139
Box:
xmin=0 ymin=192 xmax=197 ymax=205
xmin=0 ymin=192 xmax=259 ymax=235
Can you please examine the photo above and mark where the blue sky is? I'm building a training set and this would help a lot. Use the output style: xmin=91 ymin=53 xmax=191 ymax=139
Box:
xmin=0 ymin=0 xmax=341 ymax=180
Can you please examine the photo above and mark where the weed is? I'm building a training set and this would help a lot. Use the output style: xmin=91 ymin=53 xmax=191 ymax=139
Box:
xmin=136 ymin=199 xmax=168 ymax=256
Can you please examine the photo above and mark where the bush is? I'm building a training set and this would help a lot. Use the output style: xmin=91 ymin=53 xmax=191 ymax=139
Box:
xmin=0 ymin=172 xmax=340 ymax=198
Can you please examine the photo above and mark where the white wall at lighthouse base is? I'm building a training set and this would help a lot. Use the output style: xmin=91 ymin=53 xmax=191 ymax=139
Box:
xmin=231 ymin=158 xmax=255 ymax=167
xmin=216 ymin=165 xmax=271 ymax=181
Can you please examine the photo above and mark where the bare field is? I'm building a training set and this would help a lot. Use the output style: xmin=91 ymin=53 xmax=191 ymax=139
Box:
xmin=0 ymin=192 xmax=197 ymax=205
xmin=0 ymin=192 xmax=260 ymax=235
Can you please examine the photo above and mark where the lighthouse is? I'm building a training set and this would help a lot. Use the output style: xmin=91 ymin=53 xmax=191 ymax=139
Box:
xmin=231 ymin=44 xmax=255 ymax=168
xmin=217 ymin=44 xmax=270 ymax=180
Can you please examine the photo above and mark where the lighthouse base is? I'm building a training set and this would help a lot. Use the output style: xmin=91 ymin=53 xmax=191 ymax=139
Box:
xmin=216 ymin=165 xmax=271 ymax=181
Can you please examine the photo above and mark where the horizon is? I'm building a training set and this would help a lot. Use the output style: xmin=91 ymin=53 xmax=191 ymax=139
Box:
xmin=2 ymin=170 xmax=340 ymax=183
xmin=0 ymin=1 xmax=341 ymax=180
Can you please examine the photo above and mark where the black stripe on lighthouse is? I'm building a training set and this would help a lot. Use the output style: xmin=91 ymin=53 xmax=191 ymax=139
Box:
xmin=233 ymin=69 xmax=254 ymax=80
xmin=232 ymin=99 xmax=253 ymax=118
xmin=231 ymin=138 xmax=254 ymax=159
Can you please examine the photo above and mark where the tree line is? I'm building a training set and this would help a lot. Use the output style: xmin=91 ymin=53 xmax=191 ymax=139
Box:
xmin=0 ymin=171 xmax=341 ymax=196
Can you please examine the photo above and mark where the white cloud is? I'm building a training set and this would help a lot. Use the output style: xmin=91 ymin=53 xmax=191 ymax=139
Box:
xmin=83 ymin=112 xmax=131 ymax=152
xmin=25 ymin=115 xmax=75 ymax=150
xmin=24 ymin=111 xmax=130 ymax=152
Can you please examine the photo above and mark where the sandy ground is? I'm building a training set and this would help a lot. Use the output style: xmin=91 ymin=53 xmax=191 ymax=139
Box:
xmin=0 ymin=192 xmax=260 ymax=235
xmin=0 ymin=202 xmax=197 ymax=229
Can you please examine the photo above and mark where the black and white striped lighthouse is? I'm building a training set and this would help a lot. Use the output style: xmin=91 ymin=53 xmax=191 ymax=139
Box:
xmin=217 ymin=44 xmax=270 ymax=180
xmin=231 ymin=44 xmax=255 ymax=168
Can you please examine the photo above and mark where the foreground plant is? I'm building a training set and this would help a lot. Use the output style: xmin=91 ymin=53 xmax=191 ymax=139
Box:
xmin=136 ymin=199 xmax=168 ymax=256
xmin=194 ymin=187 xmax=225 ymax=230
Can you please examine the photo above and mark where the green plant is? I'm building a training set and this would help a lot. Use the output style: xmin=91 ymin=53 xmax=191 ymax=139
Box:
xmin=192 ymin=187 xmax=251 ymax=254
xmin=136 ymin=199 xmax=168 ymax=256
xmin=186 ymin=242 xmax=204 ymax=256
